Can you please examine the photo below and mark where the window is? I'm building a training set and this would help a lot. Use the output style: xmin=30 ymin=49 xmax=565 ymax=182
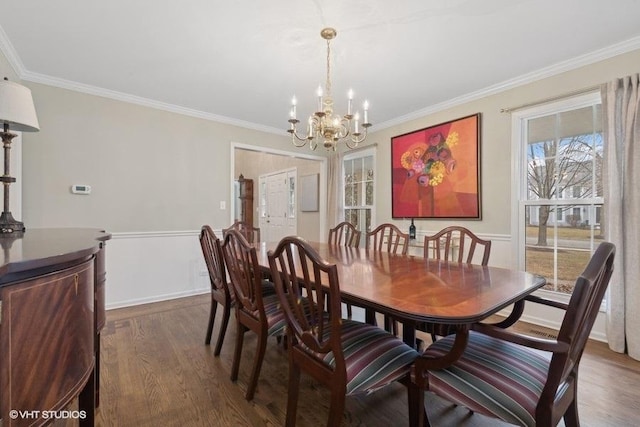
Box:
xmin=573 ymin=185 xmax=582 ymax=198
xmin=259 ymin=179 xmax=267 ymax=219
xmin=512 ymin=92 xmax=604 ymax=296
xmin=287 ymin=173 xmax=296 ymax=218
xmin=343 ymin=147 xmax=376 ymax=245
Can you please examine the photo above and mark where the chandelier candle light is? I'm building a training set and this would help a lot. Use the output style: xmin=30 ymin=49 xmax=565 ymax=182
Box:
xmin=288 ymin=28 xmax=371 ymax=151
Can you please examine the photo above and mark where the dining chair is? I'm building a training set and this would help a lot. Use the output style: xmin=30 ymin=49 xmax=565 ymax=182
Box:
xmin=221 ymin=229 xmax=285 ymax=401
xmin=366 ymin=223 xmax=409 ymax=330
xmin=199 ymin=225 xmax=233 ymax=355
xmin=366 ymin=223 xmax=409 ymax=255
xmin=423 ymin=225 xmax=491 ymax=265
xmin=328 ymin=221 xmax=361 ymax=248
xmin=421 ymin=226 xmax=492 ymax=339
xmin=267 ymin=236 xmax=420 ymax=427
xmin=328 ymin=221 xmax=361 ymax=317
xmin=411 ymin=241 xmax=615 ymax=427
xmin=223 ymin=220 xmax=261 ymax=243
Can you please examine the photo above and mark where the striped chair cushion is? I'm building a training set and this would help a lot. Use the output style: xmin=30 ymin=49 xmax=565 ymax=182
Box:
xmin=260 ymin=279 xmax=276 ymax=295
xmin=321 ymin=320 xmax=419 ymax=395
xmin=263 ymin=293 xmax=287 ymax=336
xmin=423 ymin=331 xmax=552 ymax=427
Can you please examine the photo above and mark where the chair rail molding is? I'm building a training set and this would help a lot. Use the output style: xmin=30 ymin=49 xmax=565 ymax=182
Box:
xmin=106 ymin=229 xmax=607 ymax=342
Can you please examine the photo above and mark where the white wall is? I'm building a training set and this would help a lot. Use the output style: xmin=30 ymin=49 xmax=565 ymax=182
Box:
xmin=20 ymin=83 xmax=306 ymax=232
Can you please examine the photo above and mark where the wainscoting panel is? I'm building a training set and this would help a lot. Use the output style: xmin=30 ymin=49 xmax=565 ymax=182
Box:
xmin=105 ymin=230 xmax=210 ymax=309
xmin=105 ymin=229 xmax=607 ymax=342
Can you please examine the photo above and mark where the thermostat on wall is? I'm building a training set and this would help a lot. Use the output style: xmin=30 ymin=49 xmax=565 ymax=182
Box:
xmin=71 ymin=184 xmax=91 ymax=195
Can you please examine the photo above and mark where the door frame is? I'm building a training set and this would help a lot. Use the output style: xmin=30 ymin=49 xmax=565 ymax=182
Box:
xmin=230 ymin=142 xmax=328 ymax=241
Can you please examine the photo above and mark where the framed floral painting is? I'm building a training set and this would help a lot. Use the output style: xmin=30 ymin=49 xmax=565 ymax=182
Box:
xmin=391 ymin=113 xmax=481 ymax=219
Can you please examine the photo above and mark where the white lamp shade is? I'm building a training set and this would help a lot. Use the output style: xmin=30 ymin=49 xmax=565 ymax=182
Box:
xmin=0 ymin=80 xmax=39 ymax=132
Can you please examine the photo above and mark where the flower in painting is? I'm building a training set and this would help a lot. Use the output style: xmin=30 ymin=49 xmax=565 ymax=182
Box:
xmin=400 ymin=131 xmax=460 ymax=187
xmin=412 ymin=159 xmax=425 ymax=174
xmin=445 ymin=132 xmax=459 ymax=147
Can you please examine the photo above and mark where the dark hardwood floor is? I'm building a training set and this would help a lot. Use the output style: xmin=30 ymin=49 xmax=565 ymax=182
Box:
xmin=89 ymin=294 xmax=640 ymax=427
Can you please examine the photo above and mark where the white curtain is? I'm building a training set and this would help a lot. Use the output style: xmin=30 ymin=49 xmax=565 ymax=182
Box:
xmin=602 ymin=73 xmax=640 ymax=360
xmin=327 ymin=151 xmax=344 ymax=229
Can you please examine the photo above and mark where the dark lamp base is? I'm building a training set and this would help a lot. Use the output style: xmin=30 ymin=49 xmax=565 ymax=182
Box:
xmin=0 ymin=211 xmax=25 ymax=233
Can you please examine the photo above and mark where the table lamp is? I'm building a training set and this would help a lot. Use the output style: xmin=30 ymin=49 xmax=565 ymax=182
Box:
xmin=0 ymin=78 xmax=39 ymax=233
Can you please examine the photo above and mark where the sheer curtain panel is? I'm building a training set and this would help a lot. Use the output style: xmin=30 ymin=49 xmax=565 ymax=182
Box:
xmin=327 ymin=151 xmax=344 ymax=228
xmin=602 ymin=73 xmax=640 ymax=360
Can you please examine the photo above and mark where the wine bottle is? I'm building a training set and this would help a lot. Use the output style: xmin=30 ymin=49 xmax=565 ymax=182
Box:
xmin=409 ymin=218 xmax=416 ymax=240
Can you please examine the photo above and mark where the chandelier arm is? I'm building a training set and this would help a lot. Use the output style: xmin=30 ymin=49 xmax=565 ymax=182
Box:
xmin=349 ymin=126 xmax=369 ymax=145
xmin=288 ymin=126 xmax=311 ymax=146
xmin=337 ymin=118 xmax=351 ymax=139
xmin=291 ymin=136 xmax=308 ymax=147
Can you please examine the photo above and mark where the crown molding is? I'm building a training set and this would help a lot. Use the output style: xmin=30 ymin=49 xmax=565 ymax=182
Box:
xmin=2 ymin=21 xmax=639 ymax=134
xmin=0 ymin=25 xmax=284 ymax=135
xmin=21 ymin=70 xmax=285 ymax=136
xmin=0 ymin=24 xmax=27 ymax=77
xmin=374 ymin=35 xmax=640 ymax=131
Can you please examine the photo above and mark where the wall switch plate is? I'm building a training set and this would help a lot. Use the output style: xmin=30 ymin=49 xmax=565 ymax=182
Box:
xmin=220 ymin=201 xmax=226 ymax=210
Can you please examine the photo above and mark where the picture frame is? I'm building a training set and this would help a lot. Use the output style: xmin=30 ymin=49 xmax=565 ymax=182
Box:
xmin=299 ymin=173 xmax=319 ymax=212
xmin=391 ymin=113 xmax=481 ymax=219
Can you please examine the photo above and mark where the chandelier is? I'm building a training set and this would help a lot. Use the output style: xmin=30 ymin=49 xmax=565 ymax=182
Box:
xmin=287 ymin=28 xmax=371 ymax=151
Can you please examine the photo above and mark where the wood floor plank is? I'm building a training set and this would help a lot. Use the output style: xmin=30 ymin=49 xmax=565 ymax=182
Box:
xmin=70 ymin=294 xmax=640 ymax=426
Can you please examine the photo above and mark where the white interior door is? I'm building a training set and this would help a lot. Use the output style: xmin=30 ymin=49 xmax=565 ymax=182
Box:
xmin=258 ymin=169 xmax=297 ymax=241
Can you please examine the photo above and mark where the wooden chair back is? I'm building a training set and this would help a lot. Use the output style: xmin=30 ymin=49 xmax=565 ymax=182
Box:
xmin=268 ymin=236 xmax=419 ymax=426
xmin=200 ymin=225 xmax=229 ymax=298
xmin=268 ymin=236 xmax=343 ymax=363
xmin=221 ymin=229 xmax=264 ymax=316
xmin=221 ymin=228 xmax=284 ymax=401
xmin=199 ymin=225 xmax=234 ymax=353
xmin=423 ymin=226 xmax=491 ymax=265
xmin=224 ymin=220 xmax=260 ymax=244
xmin=328 ymin=221 xmax=361 ymax=248
xmin=366 ymin=223 xmax=409 ymax=255
xmin=539 ymin=241 xmax=615 ymax=412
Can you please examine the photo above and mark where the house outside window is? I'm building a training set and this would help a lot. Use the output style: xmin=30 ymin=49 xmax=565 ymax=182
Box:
xmin=343 ymin=147 xmax=376 ymax=246
xmin=512 ymin=92 xmax=604 ymax=296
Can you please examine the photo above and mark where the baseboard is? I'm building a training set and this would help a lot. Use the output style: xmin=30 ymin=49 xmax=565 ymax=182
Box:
xmin=106 ymin=287 xmax=209 ymax=310
xmin=497 ymin=308 xmax=607 ymax=343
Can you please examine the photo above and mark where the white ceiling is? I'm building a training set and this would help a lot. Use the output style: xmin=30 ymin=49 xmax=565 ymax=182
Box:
xmin=1 ymin=0 xmax=640 ymax=134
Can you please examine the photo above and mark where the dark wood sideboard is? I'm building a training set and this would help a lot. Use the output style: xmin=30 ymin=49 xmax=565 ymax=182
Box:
xmin=0 ymin=228 xmax=110 ymax=427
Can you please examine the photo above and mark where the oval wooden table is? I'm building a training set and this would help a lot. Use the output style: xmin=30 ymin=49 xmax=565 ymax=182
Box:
xmin=254 ymin=241 xmax=546 ymax=348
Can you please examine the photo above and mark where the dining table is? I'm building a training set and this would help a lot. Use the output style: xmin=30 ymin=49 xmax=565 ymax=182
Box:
xmin=253 ymin=240 xmax=546 ymax=351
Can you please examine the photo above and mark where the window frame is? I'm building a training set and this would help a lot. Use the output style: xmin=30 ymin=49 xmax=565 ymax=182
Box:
xmin=342 ymin=146 xmax=377 ymax=237
xmin=510 ymin=91 xmax=604 ymax=304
